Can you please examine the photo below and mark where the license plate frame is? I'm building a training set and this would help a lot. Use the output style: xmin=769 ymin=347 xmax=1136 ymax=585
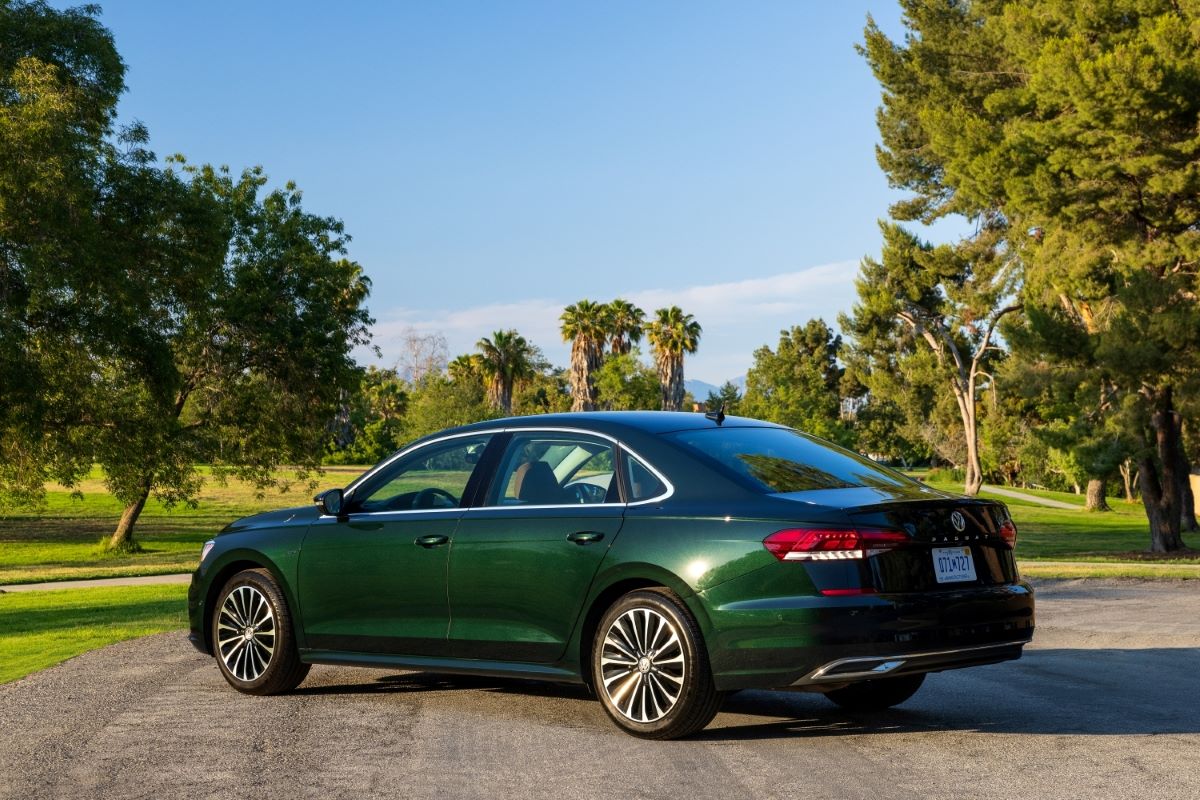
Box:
xmin=932 ymin=546 xmax=977 ymax=584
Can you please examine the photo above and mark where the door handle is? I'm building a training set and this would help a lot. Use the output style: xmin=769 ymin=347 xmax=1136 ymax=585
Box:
xmin=414 ymin=534 xmax=450 ymax=548
xmin=566 ymin=531 xmax=605 ymax=545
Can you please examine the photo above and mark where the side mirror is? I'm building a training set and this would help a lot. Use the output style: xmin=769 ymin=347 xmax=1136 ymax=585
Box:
xmin=315 ymin=488 xmax=344 ymax=517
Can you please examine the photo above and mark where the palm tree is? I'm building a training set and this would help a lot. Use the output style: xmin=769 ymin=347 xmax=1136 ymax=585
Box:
xmin=606 ymin=299 xmax=645 ymax=355
xmin=447 ymin=353 xmax=484 ymax=384
xmin=476 ymin=329 xmax=534 ymax=414
xmin=646 ymin=306 xmax=702 ymax=411
xmin=560 ymin=300 xmax=609 ymax=411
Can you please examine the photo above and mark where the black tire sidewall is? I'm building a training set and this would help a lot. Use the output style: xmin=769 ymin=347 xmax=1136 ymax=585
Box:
xmin=212 ymin=569 xmax=296 ymax=694
xmin=825 ymin=672 xmax=926 ymax=711
xmin=592 ymin=589 xmax=715 ymax=738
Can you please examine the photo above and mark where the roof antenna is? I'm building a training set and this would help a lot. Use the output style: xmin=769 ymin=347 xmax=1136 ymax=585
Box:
xmin=705 ymin=402 xmax=726 ymax=426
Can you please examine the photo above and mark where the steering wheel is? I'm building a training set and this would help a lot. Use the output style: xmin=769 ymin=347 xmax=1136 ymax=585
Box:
xmin=414 ymin=487 xmax=458 ymax=509
xmin=568 ymin=482 xmax=607 ymax=504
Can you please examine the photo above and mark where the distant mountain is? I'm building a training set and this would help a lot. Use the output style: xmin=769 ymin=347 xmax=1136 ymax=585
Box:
xmin=684 ymin=375 xmax=748 ymax=400
xmin=684 ymin=379 xmax=720 ymax=399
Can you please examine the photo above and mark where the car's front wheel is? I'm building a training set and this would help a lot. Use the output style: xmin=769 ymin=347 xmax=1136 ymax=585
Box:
xmin=592 ymin=589 xmax=724 ymax=739
xmin=212 ymin=568 xmax=310 ymax=695
xmin=823 ymin=673 xmax=926 ymax=711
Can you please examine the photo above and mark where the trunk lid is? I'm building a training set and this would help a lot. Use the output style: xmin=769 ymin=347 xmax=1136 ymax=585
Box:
xmin=774 ymin=486 xmax=1020 ymax=593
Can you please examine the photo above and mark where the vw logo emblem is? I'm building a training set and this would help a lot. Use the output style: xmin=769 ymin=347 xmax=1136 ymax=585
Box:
xmin=950 ymin=511 xmax=966 ymax=532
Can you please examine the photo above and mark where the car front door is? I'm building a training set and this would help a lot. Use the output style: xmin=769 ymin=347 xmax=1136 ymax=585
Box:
xmin=298 ymin=434 xmax=492 ymax=656
xmin=448 ymin=431 xmax=625 ymax=662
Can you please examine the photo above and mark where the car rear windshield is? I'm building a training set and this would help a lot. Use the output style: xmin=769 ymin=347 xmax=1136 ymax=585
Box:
xmin=666 ymin=426 xmax=914 ymax=493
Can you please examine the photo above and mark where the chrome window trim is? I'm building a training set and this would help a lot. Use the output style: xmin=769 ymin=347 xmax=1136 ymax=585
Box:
xmin=341 ymin=430 xmax=494 ymax=502
xmin=478 ymin=426 xmax=674 ymax=510
xmin=462 ymin=502 xmax=626 ymax=514
xmin=337 ymin=425 xmax=675 ymax=517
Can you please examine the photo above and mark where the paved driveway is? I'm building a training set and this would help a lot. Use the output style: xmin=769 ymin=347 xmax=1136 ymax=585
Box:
xmin=2 ymin=579 xmax=1198 ymax=800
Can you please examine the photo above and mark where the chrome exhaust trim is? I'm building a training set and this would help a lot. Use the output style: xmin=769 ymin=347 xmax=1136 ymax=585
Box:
xmin=791 ymin=640 xmax=1029 ymax=686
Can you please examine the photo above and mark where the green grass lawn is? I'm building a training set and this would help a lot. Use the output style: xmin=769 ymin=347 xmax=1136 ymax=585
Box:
xmin=0 ymin=583 xmax=189 ymax=684
xmin=0 ymin=467 xmax=365 ymax=585
xmin=3 ymin=468 xmax=1197 ymax=585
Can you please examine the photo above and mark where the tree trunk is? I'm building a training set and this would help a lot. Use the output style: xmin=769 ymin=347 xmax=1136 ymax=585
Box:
xmin=107 ymin=479 xmax=152 ymax=552
xmin=1139 ymin=387 xmax=1184 ymax=553
xmin=569 ymin=341 xmax=598 ymax=411
xmin=953 ymin=388 xmax=983 ymax=496
xmin=1119 ymin=460 xmax=1137 ymax=503
xmin=671 ymin=357 xmax=685 ymax=411
xmin=659 ymin=355 xmax=684 ymax=412
xmin=1084 ymin=478 xmax=1111 ymax=512
xmin=1174 ymin=432 xmax=1197 ymax=532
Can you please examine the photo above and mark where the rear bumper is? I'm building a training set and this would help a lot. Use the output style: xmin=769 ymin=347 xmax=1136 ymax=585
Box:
xmin=789 ymin=639 xmax=1026 ymax=687
xmin=700 ymin=580 xmax=1035 ymax=691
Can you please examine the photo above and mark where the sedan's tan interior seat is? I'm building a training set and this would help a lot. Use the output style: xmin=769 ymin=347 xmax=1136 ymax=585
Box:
xmin=513 ymin=461 xmax=564 ymax=505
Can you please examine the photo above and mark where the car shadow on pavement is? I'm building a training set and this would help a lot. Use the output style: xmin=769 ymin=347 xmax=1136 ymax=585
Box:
xmin=291 ymin=647 xmax=1200 ymax=740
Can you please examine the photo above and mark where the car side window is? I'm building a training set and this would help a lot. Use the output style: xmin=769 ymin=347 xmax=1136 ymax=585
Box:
xmin=489 ymin=434 xmax=617 ymax=506
xmin=351 ymin=436 xmax=490 ymax=513
xmin=623 ymin=452 xmax=668 ymax=502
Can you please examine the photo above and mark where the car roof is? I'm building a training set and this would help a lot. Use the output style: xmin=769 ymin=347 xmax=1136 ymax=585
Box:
xmin=446 ymin=410 xmax=786 ymax=437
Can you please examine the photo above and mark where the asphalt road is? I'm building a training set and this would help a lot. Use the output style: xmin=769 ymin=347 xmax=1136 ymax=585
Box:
xmin=3 ymin=578 xmax=1198 ymax=800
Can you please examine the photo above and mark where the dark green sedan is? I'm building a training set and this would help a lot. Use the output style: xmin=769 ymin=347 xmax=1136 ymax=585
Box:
xmin=188 ymin=411 xmax=1034 ymax=739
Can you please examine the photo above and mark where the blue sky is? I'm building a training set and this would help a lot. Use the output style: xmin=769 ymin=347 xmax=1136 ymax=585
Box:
xmin=92 ymin=1 xmax=964 ymax=384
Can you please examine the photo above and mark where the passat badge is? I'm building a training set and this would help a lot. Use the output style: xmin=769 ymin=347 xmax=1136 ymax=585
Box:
xmin=950 ymin=511 xmax=966 ymax=532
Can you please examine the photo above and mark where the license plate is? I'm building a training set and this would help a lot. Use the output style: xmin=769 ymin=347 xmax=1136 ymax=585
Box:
xmin=932 ymin=546 xmax=977 ymax=583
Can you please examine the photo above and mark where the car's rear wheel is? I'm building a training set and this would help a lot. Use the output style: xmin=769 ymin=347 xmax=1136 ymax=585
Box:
xmin=212 ymin=568 xmax=309 ymax=695
xmin=592 ymin=589 xmax=724 ymax=739
xmin=823 ymin=673 xmax=926 ymax=711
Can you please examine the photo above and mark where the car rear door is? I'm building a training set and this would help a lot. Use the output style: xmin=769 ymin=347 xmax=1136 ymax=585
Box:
xmin=447 ymin=431 xmax=625 ymax=662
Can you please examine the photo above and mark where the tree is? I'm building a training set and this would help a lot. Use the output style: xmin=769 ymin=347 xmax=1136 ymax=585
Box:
xmin=704 ymin=381 xmax=742 ymax=416
xmin=646 ymin=306 xmax=701 ymax=412
xmin=861 ymin=0 xmax=1200 ymax=549
xmin=476 ymin=329 xmax=535 ymax=415
xmin=1 ymin=0 xmax=128 ymax=505
xmin=595 ymin=350 xmax=660 ymax=410
xmin=560 ymin=300 xmax=608 ymax=411
xmin=512 ymin=368 xmax=572 ymax=416
xmin=326 ymin=366 xmax=407 ymax=465
xmin=394 ymin=328 xmax=448 ymax=384
xmin=403 ymin=372 xmax=496 ymax=442
xmin=996 ymin=349 xmax=1126 ymax=509
xmin=741 ymin=319 xmax=846 ymax=441
xmin=840 ymin=224 xmax=1020 ymax=495
xmin=447 ymin=353 xmax=484 ymax=384
xmin=102 ymin=162 xmax=374 ymax=551
xmin=606 ymin=299 xmax=645 ymax=356
xmin=0 ymin=3 xmax=374 ymax=550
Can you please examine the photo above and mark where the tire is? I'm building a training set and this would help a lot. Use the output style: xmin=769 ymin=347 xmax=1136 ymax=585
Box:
xmin=212 ymin=568 xmax=310 ymax=695
xmin=823 ymin=673 xmax=926 ymax=711
xmin=592 ymin=589 xmax=724 ymax=739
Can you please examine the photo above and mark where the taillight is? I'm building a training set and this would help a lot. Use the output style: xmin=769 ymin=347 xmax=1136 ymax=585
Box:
xmin=998 ymin=519 xmax=1017 ymax=549
xmin=763 ymin=527 xmax=910 ymax=561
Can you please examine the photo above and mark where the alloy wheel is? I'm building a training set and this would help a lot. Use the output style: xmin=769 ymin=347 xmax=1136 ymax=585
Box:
xmin=217 ymin=584 xmax=276 ymax=683
xmin=599 ymin=607 xmax=686 ymax=723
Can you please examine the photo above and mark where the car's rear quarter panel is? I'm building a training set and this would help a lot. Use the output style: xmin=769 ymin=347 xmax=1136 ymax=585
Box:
xmin=699 ymin=564 xmax=1034 ymax=689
